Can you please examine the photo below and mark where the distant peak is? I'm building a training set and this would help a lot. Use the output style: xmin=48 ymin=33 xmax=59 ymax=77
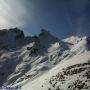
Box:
xmin=39 ymin=29 xmax=51 ymax=37
xmin=41 ymin=29 xmax=50 ymax=34
xmin=64 ymin=36 xmax=82 ymax=44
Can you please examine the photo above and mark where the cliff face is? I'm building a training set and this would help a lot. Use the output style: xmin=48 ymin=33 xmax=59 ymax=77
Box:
xmin=0 ymin=28 xmax=26 ymax=48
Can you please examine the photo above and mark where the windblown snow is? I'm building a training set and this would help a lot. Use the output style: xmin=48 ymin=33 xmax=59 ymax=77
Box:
xmin=0 ymin=28 xmax=90 ymax=90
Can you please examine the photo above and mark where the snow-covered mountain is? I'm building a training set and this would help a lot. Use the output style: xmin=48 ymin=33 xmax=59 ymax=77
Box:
xmin=0 ymin=28 xmax=90 ymax=90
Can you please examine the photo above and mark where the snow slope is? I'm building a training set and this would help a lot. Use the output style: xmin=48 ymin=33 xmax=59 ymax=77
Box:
xmin=22 ymin=52 xmax=90 ymax=90
xmin=0 ymin=28 xmax=90 ymax=90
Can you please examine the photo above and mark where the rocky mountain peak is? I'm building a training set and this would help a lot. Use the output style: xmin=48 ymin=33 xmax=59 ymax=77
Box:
xmin=9 ymin=27 xmax=25 ymax=39
xmin=39 ymin=29 xmax=51 ymax=36
xmin=0 ymin=28 xmax=25 ymax=49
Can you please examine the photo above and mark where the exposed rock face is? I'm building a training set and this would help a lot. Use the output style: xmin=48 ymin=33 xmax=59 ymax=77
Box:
xmin=86 ymin=37 xmax=90 ymax=50
xmin=10 ymin=28 xmax=24 ymax=39
xmin=39 ymin=29 xmax=51 ymax=37
xmin=0 ymin=27 xmax=24 ymax=39
xmin=86 ymin=37 xmax=90 ymax=44
xmin=0 ymin=28 xmax=25 ymax=48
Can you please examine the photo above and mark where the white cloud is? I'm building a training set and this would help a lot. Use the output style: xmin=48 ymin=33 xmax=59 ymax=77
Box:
xmin=0 ymin=0 xmax=29 ymax=29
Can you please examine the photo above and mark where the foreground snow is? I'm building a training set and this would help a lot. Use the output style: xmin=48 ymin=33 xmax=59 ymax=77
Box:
xmin=22 ymin=52 xmax=90 ymax=90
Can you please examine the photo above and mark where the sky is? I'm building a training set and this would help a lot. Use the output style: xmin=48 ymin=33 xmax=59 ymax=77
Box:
xmin=0 ymin=0 xmax=90 ymax=38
